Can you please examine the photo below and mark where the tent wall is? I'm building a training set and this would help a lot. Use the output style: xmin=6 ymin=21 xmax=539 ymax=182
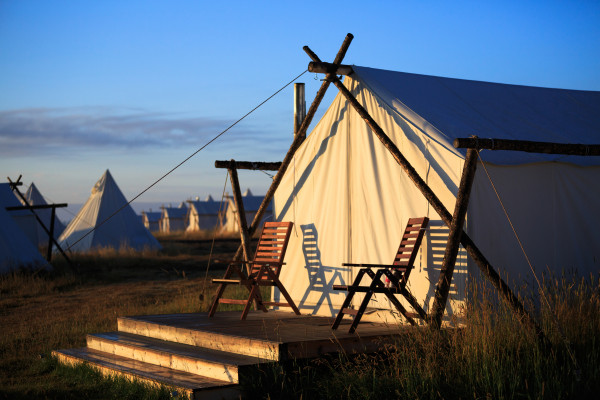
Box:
xmin=274 ymin=77 xmax=464 ymax=319
xmin=274 ymin=71 xmax=600 ymax=323
xmin=468 ymin=163 xmax=600 ymax=291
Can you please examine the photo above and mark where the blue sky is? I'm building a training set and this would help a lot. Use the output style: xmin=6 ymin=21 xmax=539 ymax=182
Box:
xmin=1 ymin=1 xmax=599 ymax=217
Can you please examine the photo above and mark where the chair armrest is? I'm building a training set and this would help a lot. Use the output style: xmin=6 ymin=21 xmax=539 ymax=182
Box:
xmin=342 ymin=263 xmax=396 ymax=269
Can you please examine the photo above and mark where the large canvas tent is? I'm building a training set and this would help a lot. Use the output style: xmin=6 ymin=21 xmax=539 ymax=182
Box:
xmin=58 ymin=170 xmax=161 ymax=252
xmin=273 ymin=66 xmax=600 ymax=321
xmin=0 ymin=203 xmax=50 ymax=273
xmin=22 ymin=182 xmax=66 ymax=246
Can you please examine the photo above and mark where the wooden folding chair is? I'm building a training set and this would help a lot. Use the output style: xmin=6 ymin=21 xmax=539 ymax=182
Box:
xmin=332 ymin=217 xmax=429 ymax=333
xmin=208 ymin=221 xmax=301 ymax=320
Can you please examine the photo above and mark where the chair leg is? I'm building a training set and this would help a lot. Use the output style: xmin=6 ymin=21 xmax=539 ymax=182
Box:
xmin=332 ymin=269 xmax=367 ymax=330
xmin=208 ymin=266 xmax=235 ymax=317
xmin=349 ymin=269 xmax=388 ymax=333
xmin=241 ymin=284 xmax=261 ymax=320
xmin=267 ymin=268 xmax=301 ymax=315
xmin=401 ymin=287 xmax=428 ymax=320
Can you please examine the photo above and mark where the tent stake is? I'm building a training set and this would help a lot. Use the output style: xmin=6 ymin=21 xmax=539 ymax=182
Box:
xmin=429 ymin=147 xmax=478 ymax=329
xmin=230 ymin=33 xmax=355 ymax=262
xmin=305 ymin=49 xmax=543 ymax=338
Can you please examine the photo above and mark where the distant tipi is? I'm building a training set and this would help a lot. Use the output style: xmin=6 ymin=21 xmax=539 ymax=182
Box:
xmin=58 ymin=170 xmax=162 ymax=252
xmin=0 ymin=205 xmax=49 ymax=273
xmin=23 ymin=182 xmax=66 ymax=246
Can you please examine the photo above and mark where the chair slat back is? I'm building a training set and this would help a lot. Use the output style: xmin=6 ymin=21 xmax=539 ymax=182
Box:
xmin=392 ymin=217 xmax=429 ymax=283
xmin=251 ymin=221 xmax=294 ymax=277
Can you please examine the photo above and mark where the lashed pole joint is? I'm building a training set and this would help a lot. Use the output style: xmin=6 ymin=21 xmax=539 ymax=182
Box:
xmin=305 ymin=43 xmax=543 ymax=338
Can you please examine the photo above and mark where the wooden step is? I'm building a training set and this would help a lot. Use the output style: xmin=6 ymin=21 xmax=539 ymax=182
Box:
xmin=87 ymin=332 xmax=265 ymax=383
xmin=118 ymin=315 xmax=282 ymax=360
xmin=52 ymin=348 xmax=241 ymax=400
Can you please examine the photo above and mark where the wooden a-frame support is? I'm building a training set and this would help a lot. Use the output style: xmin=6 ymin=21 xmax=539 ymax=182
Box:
xmin=226 ymin=34 xmax=355 ymax=264
xmin=306 ymin=40 xmax=544 ymax=337
xmin=7 ymin=175 xmax=72 ymax=265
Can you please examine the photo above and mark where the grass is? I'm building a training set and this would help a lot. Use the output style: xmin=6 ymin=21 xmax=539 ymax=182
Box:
xmin=241 ymin=274 xmax=600 ymax=400
xmin=0 ymin=237 xmax=250 ymax=399
xmin=1 ymin=236 xmax=599 ymax=399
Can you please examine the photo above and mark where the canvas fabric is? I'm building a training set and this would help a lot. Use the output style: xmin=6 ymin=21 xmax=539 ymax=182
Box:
xmin=273 ymin=67 xmax=600 ymax=322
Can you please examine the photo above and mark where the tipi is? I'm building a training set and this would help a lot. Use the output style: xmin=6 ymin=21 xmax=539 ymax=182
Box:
xmin=0 ymin=205 xmax=49 ymax=273
xmin=273 ymin=66 xmax=600 ymax=321
xmin=58 ymin=170 xmax=162 ymax=252
xmin=23 ymin=182 xmax=66 ymax=246
xmin=0 ymin=183 xmax=39 ymax=246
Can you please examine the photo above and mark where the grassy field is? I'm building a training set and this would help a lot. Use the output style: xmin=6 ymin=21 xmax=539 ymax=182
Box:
xmin=1 ymin=234 xmax=599 ymax=399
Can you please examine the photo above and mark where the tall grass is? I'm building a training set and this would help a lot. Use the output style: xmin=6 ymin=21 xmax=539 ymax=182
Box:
xmin=243 ymin=274 xmax=600 ymax=399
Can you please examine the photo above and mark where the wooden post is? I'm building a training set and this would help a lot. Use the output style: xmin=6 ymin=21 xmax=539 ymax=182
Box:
xmin=230 ymin=33 xmax=354 ymax=262
xmin=227 ymin=162 xmax=252 ymax=272
xmin=308 ymin=61 xmax=354 ymax=76
xmin=215 ymin=160 xmax=282 ymax=171
xmin=454 ymin=137 xmax=600 ymax=156
xmin=429 ymin=147 xmax=479 ymax=328
xmin=294 ymin=83 xmax=306 ymax=140
xmin=46 ymin=206 xmax=57 ymax=262
xmin=304 ymin=51 xmax=543 ymax=338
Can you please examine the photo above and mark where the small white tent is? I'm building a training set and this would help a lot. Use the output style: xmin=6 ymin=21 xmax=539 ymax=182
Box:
xmin=160 ymin=204 xmax=188 ymax=233
xmin=274 ymin=66 xmax=600 ymax=321
xmin=58 ymin=170 xmax=162 ymax=252
xmin=23 ymin=182 xmax=66 ymax=246
xmin=141 ymin=211 xmax=161 ymax=232
xmin=186 ymin=195 xmax=224 ymax=232
xmin=0 ymin=205 xmax=50 ymax=273
xmin=221 ymin=191 xmax=273 ymax=234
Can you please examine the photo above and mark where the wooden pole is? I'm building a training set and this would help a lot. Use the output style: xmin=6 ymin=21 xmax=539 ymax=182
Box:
xmin=46 ymin=206 xmax=57 ymax=262
xmin=304 ymin=52 xmax=543 ymax=337
xmin=215 ymin=160 xmax=282 ymax=171
xmin=429 ymin=147 xmax=479 ymax=328
xmin=454 ymin=137 xmax=600 ymax=156
xmin=294 ymin=83 xmax=306 ymax=140
xmin=230 ymin=33 xmax=354 ymax=262
xmin=308 ymin=61 xmax=354 ymax=76
xmin=227 ymin=162 xmax=252 ymax=272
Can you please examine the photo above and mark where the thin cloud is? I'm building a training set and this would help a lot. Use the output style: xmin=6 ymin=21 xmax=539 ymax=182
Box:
xmin=0 ymin=107 xmax=278 ymax=157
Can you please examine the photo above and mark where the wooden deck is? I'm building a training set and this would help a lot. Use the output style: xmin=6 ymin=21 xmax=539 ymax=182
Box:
xmin=118 ymin=310 xmax=406 ymax=360
xmin=54 ymin=311 xmax=409 ymax=399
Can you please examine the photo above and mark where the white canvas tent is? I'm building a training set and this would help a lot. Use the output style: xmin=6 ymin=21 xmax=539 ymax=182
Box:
xmin=142 ymin=211 xmax=161 ymax=232
xmin=221 ymin=190 xmax=273 ymax=234
xmin=58 ymin=170 xmax=162 ymax=252
xmin=0 ymin=204 xmax=50 ymax=273
xmin=160 ymin=204 xmax=188 ymax=233
xmin=22 ymin=182 xmax=66 ymax=246
xmin=273 ymin=66 xmax=600 ymax=321
xmin=0 ymin=183 xmax=39 ymax=247
xmin=186 ymin=195 xmax=224 ymax=232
